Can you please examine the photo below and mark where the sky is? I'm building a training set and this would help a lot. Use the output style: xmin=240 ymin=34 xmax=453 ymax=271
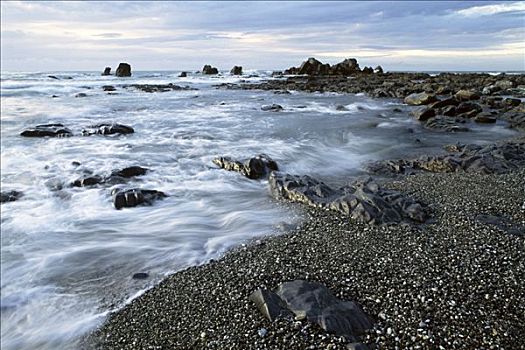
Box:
xmin=1 ymin=1 xmax=524 ymax=72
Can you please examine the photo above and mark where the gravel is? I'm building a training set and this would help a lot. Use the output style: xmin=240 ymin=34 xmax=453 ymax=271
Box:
xmin=86 ymin=166 xmax=525 ymax=349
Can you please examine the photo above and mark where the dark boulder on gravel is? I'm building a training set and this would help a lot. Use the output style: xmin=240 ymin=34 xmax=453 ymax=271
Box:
xmin=202 ymin=65 xmax=219 ymax=75
xmin=261 ymin=104 xmax=283 ymax=112
xmin=21 ymin=124 xmax=72 ymax=138
xmin=269 ymin=172 xmax=427 ymax=224
xmin=115 ymin=63 xmax=131 ymax=77
xmin=1 ymin=190 xmax=23 ymax=203
xmin=230 ymin=66 xmax=243 ymax=75
xmin=112 ymin=188 xmax=167 ymax=209
xmin=251 ymin=280 xmax=373 ymax=342
xmin=82 ymin=123 xmax=134 ymax=136
xmin=368 ymin=139 xmax=525 ymax=175
xmin=213 ymin=154 xmax=278 ymax=179
xmin=102 ymin=67 xmax=111 ymax=76
xmin=404 ymin=92 xmax=438 ymax=106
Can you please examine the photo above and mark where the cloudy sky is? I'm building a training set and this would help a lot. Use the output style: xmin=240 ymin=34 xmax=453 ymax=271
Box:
xmin=1 ymin=1 xmax=524 ymax=72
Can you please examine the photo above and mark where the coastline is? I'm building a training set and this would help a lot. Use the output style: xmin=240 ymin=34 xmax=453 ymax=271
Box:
xmin=87 ymin=137 xmax=525 ymax=349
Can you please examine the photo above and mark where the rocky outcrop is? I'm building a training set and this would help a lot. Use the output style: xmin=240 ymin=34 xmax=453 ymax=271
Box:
xmin=261 ymin=104 xmax=283 ymax=112
xmin=404 ymin=92 xmax=438 ymax=106
xmin=124 ymin=83 xmax=196 ymax=93
xmin=230 ymin=66 xmax=243 ymax=75
xmin=1 ymin=190 xmax=23 ymax=203
xmin=115 ymin=63 xmax=132 ymax=77
xmin=112 ymin=188 xmax=167 ymax=209
xmin=250 ymin=280 xmax=373 ymax=342
xmin=424 ymin=116 xmax=469 ymax=132
xmin=202 ymin=65 xmax=219 ymax=75
xmin=269 ymin=173 xmax=427 ymax=224
xmin=102 ymin=67 xmax=111 ymax=76
xmin=82 ymin=123 xmax=134 ymax=136
xmin=284 ymin=57 xmax=363 ymax=76
xmin=213 ymin=154 xmax=278 ymax=180
xmin=367 ymin=139 xmax=525 ymax=175
xmin=21 ymin=124 xmax=72 ymax=138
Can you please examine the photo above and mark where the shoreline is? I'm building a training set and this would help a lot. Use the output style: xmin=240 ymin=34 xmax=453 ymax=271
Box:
xmin=86 ymin=136 xmax=525 ymax=349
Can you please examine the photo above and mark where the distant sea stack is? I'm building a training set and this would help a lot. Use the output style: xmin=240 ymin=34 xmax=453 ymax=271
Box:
xmin=115 ymin=63 xmax=132 ymax=77
xmin=230 ymin=66 xmax=243 ymax=75
xmin=202 ymin=65 xmax=219 ymax=75
xmin=102 ymin=67 xmax=111 ymax=76
xmin=284 ymin=57 xmax=383 ymax=76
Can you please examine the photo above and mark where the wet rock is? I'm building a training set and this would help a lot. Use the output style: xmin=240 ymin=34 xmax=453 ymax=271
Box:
xmin=112 ymin=188 xmax=167 ymax=209
xmin=48 ymin=75 xmax=59 ymax=80
xmin=230 ymin=66 xmax=243 ymax=75
xmin=115 ymin=63 xmax=132 ymax=77
xmin=249 ymin=289 xmax=292 ymax=322
xmin=1 ymin=190 xmax=23 ymax=203
xmin=269 ymin=173 xmax=427 ymax=224
xmin=132 ymin=272 xmax=149 ymax=280
xmin=410 ymin=106 xmax=435 ymax=121
xmin=430 ymin=97 xmax=459 ymax=109
xmin=102 ymin=67 xmax=111 ymax=76
xmin=178 ymin=72 xmax=187 ymax=77
xmin=75 ymin=93 xmax=88 ymax=98
xmin=213 ymin=154 xmax=278 ymax=180
xmin=276 ymin=280 xmax=373 ymax=341
xmin=404 ymin=92 xmax=438 ymax=105
xmin=284 ymin=57 xmax=361 ymax=76
xmin=455 ymin=89 xmax=480 ymax=101
xmin=336 ymin=105 xmax=349 ymax=111
xmin=125 ymin=83 xmax=196 ymax=93
xmin=111 ymin=166 xmax=148 ymax=178
xmin=21 ymin=124 xmax=72 ymax=138
xmin=71 ymin=175 xmax=104 ymax=187
xmin=425 ymin=117 xmax=469 ymax=132
xmin=261 ymin=104 xmax=283 ymax=112
xmin=82 ymin=123 xmax=134 ymax=136
xmin=361 ymin=66 xmax=374 ymax=74
xmin=441 ymin=105 xmax=458 ymax=116
xmin=202 ymin=65 xmax=219 ymax=75
xmin=103 ymin=85 xmax=116 ymax=92
xmin=474 ymin=113 xmax=497 ymax=124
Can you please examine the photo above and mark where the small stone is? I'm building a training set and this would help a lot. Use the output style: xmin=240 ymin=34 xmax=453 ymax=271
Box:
xmin=257 ymin=328 xmax=267 ymax=337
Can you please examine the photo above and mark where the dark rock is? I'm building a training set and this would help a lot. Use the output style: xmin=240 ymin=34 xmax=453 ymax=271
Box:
xmin=115 ymin=63 xmax=132 ymax=77
xmin=132 ymin=272 xmax=149 ymax=279
xmin=404 ymin=92 xmax=438 ymax=106
xmin=125 ymin=83 xmax=196 ymax=93
xmin=276 ymin=280 xmax=373 ymax=341
xmin=361 ymin=66 xmax=374 ymax=74
xmin=474 ymin=112 xmax=497 ymax=124
xmin=1 ymin=190 xmax=23 ymax=203
xmin=112 ymin=188 xmax=167 ymax=209
xmin=213 ymin=154 xmax=278 ymax=180
xmin=261 ymin=104 xmax=283 ymax=112
xmin=430 ymin=97 xmax=458 ymax=109
xmin=230 ymin=66 xmax=243 ymax=75
xmin=336 ymin=105 xmax=349 ymax=111
xmin=102 ymin=67 xmax=111 ymax=76
xmin=284 ymin=57 xmax=361 ymax=76
xmin=178 ymin=72 xmax=187 ymax=77
xmin=455 ymin=89 xmax=480 ymax=101
xmin=111 ymin=166 xmax=148 ymax=178
xmin=456 ymin=102 xmax=482 ymax=116
xmin=374 ymin=65 xmax=384 ymax=74
xmin=48 ymin=75 xmax=59 ymax=80
xmin=425 ymin=117 xmax=469 ymax=132
xmin=441 ymin=105 xmax=458 ymax=116
xmin=103 ymin=85 xmax=116 ymax=92
xmin=75 ymin=93 xmax=88 ymax=98
xmin=411 ymin=106 xmax=436 ymax=121
xmin=71 ymin=175 xmax=104 ymax=187
xmin=330 ymin=58 xmax=361 ymax=75
xmin=21 ymin=124 xmax=72 ymax=138
xmin=52 ymin=95 xmax=59 ymax=98
xmin=202 ymin=65 xmax=219 ymax=75
xmin=249 ymin=289 xmax=292 ymax=322
xmin=72 ymin=161 xmax=81 ymax=166
xmin=504 ymin=98 xmax=522 ymax=107
xmin=269 ymin=173 xmax=427 ymax=224
xmin=82 ymin=123 xmax=134 ymax=136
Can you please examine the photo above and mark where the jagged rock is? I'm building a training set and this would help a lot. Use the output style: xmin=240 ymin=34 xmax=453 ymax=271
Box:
xmin=1 ymin=190 xmax=23 ymax=203
xmin=103 ymin=85 xmax=116 ymax=91
xmin=178 ymin=72 xmax=187 ymax=77
xmin=424 ymin=117 xmax=469 ymax=132
xmin=284 ymin=57 xmax=361 ymax=76
xmin=330 ymin=58 xmax=361 ymax=75
xmin=410 ymin=106 xmax=435 ymax=121
xmin=261 ymin=104 xmax=283 ymax=112
xmin=361 ymin=66 xmax=374 ymax=74
xmin=374 ymin=65 xmax=384 ymax=74
xmin=21 ymin=124 xmax=72 ymax=138
xmin=269 ymin=173 xmax=427 ymax=224
xmin=115 ymin=63 xmax=132 ymax=77
xmin=455 ymin=89 xmax=480 ymax=101
xmin=102 ymin=67 xmax=111 ymax=76
xmin=71 ymin=175 xmax=104 ymax=187
xmin=367 ymin=139 xmax=525 ymax=175
xmin=230 ymin=66 xmax=243 ymax=75
xmin=249 ymin=289 xmax=292 ymax=322
xmin=82 ymin=123 xmax=134 ymax=136
xmin=202 ymin=65 xmax=219 ymax=75
xmin=112 ymin=188 xmax=167 ymax=209
xmin=213 ymin=154 xmax=278 ymax=179
xmin=404 ymin=92 xmax=438 ymax=106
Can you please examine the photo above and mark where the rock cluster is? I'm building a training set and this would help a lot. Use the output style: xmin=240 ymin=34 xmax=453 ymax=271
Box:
xmin=124 ymin=83 xmax=197 ymax=93
xmin=115 ymin=63 xmax=132 ymax=77
xmin=213 ymin=154 xmax=278 ymax=180
xmin=71 ymin=166 xmax=148 ymax=187
xmin=250 ymin=280 xmax=373 ymax=342
xmin=269 ymin=173 xmax=427 ymax=225
xmin=284 ymin=57 xmax=373 ymax=76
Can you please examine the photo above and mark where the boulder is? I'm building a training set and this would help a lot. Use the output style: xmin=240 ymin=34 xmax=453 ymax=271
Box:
xmin=111 ymin=166 xmax=148 ymax=178
xmin=112 ymin=188 xmax=167 ymax=209
xmin=429 ymin=97 xmax=458 ymax=109
xmin=474 ymin=113 xmax=497 ymax=124
xmin=249 ymin=289 xmax=292 ymax=322
xmin=82 ymin=123 xmax=134 ymax=136
xmin=213 ymin=154 xmax=278 ymax=180
xmin=404 ymin=92 xmax=438 ymax=106
xmin=102 ymin=67 xmax=111 ymax=76
xmin=424 ymin=117 xmax=469 ymax=132
xmin=230 ymin=66 xmax=243 ymax=75
xmin=71 ymin=175 xmax=104 ymax=187
xmin=72 ymin=166 xmax=148 ymax=187
xmin=115 ymin=63 xmax=132 ymax=77
xmin=410 ymin=106 xmax=436 ymax=121
xmin=202 ymin=65 xmax=219 ymax=75
xmin=178 ymin=72 xmax=187 ymax=77
xmin=455 ymin=102 xmax=482 ymax=116
xmin=1 ymin=190 xmax=23 ymax=203
xmin=455 ymin=89 xmax=480 ymax=101
xmin=261 ymin=104 xmax=283 ymax=112
xmin=504 ymin=98 xmax=521 ymax=107
xmin=103 ymin=85 xmax=116 ymax=92
xmin=21 ymin=124 xmax=72 ymax=138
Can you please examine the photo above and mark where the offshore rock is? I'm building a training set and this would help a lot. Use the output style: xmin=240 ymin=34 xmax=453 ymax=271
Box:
xmin=82 ymin=123 xmax=134 ymax=136
xmin=115 ymin=63 xmax=132 ymax=77
xmin=213 ymin=154 xmax=278 ymax=180
xmin=102 ymin=67 xmax=111 ymax=76
xmin=230 ymin=66 xmax=243 ymax=75
xmin=269 ymin=172 xmax=427 ymax=224
xmin=125 ymin=83 xmax=196 ymax=93
xmin=202 ymin=65 xmax=219 ymax=75
xmin=0 ymin=190 xmax=23 ymax=203
xmin=261 ymin=104 xmax=283 ymax=112
xmin=112 ymin=188 xmax=167 ymax=210
xmin=20 ymin=124 xmax=72 ymax=138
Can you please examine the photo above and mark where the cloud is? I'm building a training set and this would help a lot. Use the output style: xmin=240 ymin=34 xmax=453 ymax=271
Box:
xmin=454 ymin=1 xmax=525 ymax=17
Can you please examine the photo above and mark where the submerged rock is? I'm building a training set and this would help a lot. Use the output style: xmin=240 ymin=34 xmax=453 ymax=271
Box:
xmin=213 ymin=154 xmax=278 ymax=180
xmin=82 ymin=123 xmax=134 ymax=136
xmin=261 ymin=104 xmax=283 ymax=112
xmin=410 ymin=106 xmax=435 ymax=121
xmin=0 ymin=190 xmax=23 ymax=203
xmin=71 ymin=175 xmax=105 ymax=187
xmin=20 ymin=124 xmax=72 ymax=138
xmin=115 ymin=63 xmax=132 ymax=77
xmin=112 ymin=188 xmax=167 ymax=209
xmin=102 ymin=85 xmax=116 ymax=91
xmin=269 ymin=173 xmax=427 ymax=224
